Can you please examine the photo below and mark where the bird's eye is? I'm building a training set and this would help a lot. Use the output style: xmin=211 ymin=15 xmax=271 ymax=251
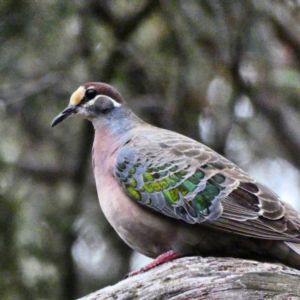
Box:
xmin=85 ymin=89 xmax=97 ymax=100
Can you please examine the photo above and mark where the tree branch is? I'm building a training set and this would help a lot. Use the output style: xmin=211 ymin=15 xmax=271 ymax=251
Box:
xmin=79 ymin=256 xmax=300 ymax=300
xmin=89 ymin=0 xmax=160 ymax=40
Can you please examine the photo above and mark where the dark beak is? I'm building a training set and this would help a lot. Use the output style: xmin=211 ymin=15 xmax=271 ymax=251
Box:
xmin=51 ymin=105 xmax=78 ymax=127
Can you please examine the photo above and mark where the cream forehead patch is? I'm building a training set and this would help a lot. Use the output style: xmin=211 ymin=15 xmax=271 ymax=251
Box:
xmin=69 ymin=86 xmax=86 ymax=106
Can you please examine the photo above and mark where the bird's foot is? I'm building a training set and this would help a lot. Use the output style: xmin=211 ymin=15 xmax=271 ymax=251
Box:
xmin=125 ymin=250 xmax=180 ymax=278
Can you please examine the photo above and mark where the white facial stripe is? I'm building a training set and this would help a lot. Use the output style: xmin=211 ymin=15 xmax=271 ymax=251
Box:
xmin=84 ymin=95 xmax=122 ymax=107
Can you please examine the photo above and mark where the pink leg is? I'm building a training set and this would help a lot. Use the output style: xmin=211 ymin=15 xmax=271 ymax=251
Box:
xmin=126 ymin=250 xmax=180 ymax=278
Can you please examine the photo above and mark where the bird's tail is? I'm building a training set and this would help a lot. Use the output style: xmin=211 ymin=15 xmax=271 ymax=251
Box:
xmin=284 ymin=241 xmax=300 ymax=270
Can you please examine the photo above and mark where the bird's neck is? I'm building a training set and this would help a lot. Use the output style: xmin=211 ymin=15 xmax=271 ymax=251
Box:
xmin=92 ymin=107 xmax=144 ymax=142
xmin=92 ymin=108 xmax=144 ymax=163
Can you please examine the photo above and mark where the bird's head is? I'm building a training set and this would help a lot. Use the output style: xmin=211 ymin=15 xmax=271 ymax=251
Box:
xmin=51 ymin=82 xmax=126 ymax=127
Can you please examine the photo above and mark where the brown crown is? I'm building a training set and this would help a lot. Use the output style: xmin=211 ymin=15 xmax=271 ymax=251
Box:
xmin=83 ymin=82 xmax=125 ymax=104
xmin=69 ymin=82 xmax=125 ymax=106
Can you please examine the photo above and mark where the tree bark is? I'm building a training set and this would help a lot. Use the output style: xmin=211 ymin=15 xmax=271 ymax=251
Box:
xmin=78 ymin=256 xmax=300 ymax=300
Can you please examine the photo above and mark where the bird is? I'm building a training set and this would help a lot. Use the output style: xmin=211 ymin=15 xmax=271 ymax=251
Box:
xmin=52 ymin=82 xmax=300 ymax=276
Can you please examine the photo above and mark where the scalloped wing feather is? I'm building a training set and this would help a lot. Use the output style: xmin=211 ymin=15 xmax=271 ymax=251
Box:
xmin=114 ymin=127 xmax=300 ymax=242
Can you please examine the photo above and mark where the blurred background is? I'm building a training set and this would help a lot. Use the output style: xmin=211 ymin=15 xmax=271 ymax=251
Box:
xmin=1 ymin=1 xmax=300 ymax=299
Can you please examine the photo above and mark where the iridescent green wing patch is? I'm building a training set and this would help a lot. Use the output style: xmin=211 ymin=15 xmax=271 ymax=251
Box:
xmin=117 ymin=159 xmax=191 ymax=205
xmin=115 ymin=146 xmax=228 ymax=223
xmin=191 ymin=174 xmax=226 ymax=216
